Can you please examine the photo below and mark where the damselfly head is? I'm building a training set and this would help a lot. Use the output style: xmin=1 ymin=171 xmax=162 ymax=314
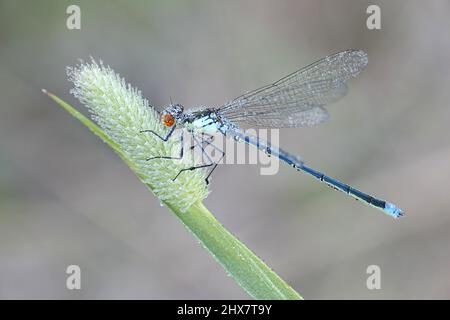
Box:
xmin=161 ymin=104 xmax=184 ymax=127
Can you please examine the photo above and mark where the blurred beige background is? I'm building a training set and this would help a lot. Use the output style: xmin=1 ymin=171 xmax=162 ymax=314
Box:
xmin=1 ymin=0 xmax=449 ymax=299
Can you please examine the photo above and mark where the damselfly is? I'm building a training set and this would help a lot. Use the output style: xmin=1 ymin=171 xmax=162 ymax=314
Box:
xmin=142 ymin=50 xmax=403 ymax=218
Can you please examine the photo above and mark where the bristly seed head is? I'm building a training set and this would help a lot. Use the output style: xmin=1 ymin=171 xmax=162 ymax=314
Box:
xmin=67 ymin=58 xmax=209 ymax=212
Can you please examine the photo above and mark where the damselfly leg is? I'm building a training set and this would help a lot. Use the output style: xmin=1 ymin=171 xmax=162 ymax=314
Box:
xmin=142 ymin=129 xmax=184 ymax=161
xmin=190 ymin=133 xmax=214 ymax=150
xmin=140 ymin=125 xmax=176 ymax=142
xmin=194 ymin=135 xmax=225 ymax=184
xmin=141 ymin=128 xmax=224 ymax=185
xmin=173 ymin=134 xmax=225 ymax=185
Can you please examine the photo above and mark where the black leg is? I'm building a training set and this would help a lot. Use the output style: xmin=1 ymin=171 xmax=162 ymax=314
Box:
xmin=146 ymin=131 xmax=184 ymax=161
xmin=172 ymin=163 xmax=215 ymax=182
xmin=142 ymin=129 xmax=224 ymax=185
xmin=140 ymin=125 xmax=175 ymax=142
xmin=176 ymin=134 xmax=224 ymax=185
xmin=202 ymin=139 xmax=225 ymax=184
xmin=190 ymin=133 xmax=215 ymax=150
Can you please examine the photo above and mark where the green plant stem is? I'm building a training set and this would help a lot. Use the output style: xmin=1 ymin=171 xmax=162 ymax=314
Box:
xmin=44 ymin=90 xmax=302 ymax=300
xmin=172 ymin=201 xmax=302 ymax=299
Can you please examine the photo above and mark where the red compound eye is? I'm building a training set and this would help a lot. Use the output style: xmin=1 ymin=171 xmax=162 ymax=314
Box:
xmin=162 ymin=114 xmax=175 ymax=127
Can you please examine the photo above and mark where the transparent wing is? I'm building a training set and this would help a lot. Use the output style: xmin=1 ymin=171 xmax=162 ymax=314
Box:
xmin=218 ymin=50 xmax=368 ymax=128
xmin=221 ymin=80 xmax=347 ymax=127
xmin=240 ymin=105 xmax=331 ymax=128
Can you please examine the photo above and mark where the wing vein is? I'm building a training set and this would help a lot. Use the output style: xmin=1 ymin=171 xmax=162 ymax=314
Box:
xmin=218 ymin=50 xmax=368 ymax=128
